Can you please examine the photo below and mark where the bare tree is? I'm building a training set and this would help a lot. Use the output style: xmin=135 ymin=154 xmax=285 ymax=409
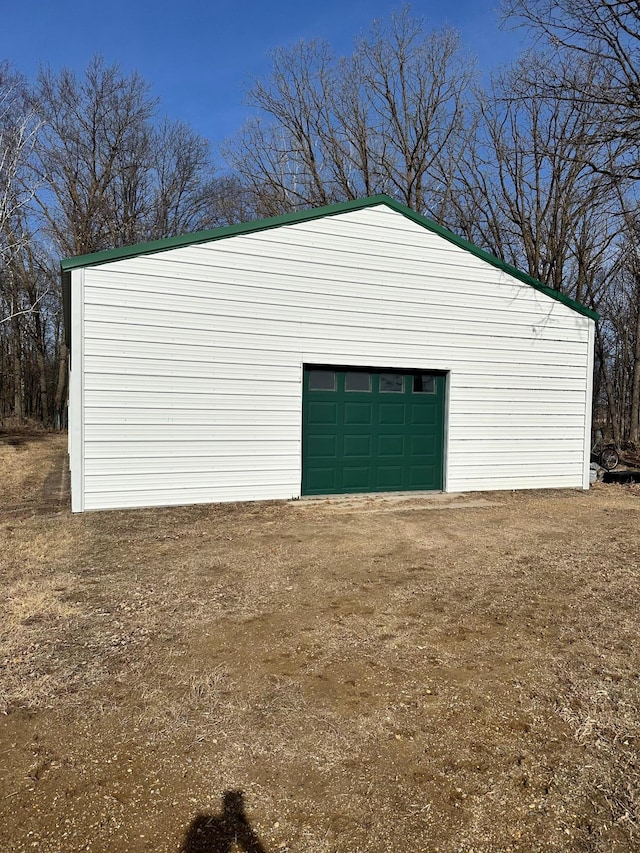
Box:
xmin=225 ymin=7 xmax=476 ymax=220
xmin=31 ymin=56 xmax=157 ymax=257
xmin=0 ymin=63 xmax=41 ymax=265
xmin=501 ymin=0 xmax=640 ymax=181
xmin=149 ymin=119 xmax=215 ymax=238
xmin=0 ymin=64 xmax=45 ymax=424
xmin=588 ymin=186 xmax=640 ymax=446
xmin=449 ymin=53 xmax=618 ymax=297
xmin=0 ymin=57 xmax=230 ymax=427
xmin=499 ymin=1 xmax=640 ymax=450
xmin=31 ymin=57 xmax=228 ymax=254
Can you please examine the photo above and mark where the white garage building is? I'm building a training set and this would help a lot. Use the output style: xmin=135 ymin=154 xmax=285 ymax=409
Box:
xmin=62 ymin=195 xmax=597 ymax=512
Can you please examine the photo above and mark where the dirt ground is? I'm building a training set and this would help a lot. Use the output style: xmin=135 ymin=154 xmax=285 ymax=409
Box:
xmin=1 ymin=434 xmax=640 ymax=853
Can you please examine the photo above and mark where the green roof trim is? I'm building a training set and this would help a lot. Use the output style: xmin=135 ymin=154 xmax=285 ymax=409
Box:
xmin=60 ymin=194 xmax=598 ymax=321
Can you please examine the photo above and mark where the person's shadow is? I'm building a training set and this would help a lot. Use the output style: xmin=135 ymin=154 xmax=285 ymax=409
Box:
xmin=180 ymin=790 xmax=267 ymax=853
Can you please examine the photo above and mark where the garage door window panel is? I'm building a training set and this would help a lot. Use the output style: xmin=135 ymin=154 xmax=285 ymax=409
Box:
xmin=345 ymin=372 xmax=372 ymax=392
xmin=414 ymin=374 xmax=436 ymax=393
xmin=380 ymin=373 xmax=404 ymax=393
xmin=309 ymin=370 xmax=336 ymax=391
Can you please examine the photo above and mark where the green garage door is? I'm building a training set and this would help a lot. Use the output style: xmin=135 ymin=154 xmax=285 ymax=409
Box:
xmin=302 ymin=367 xmax=445 ymax=496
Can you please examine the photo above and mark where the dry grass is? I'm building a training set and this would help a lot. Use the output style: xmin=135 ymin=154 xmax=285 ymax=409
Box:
xmin=1 ymin=437 xmax=640 ymax=852
xmin=0 ymin=430 xmax=60 ymax=508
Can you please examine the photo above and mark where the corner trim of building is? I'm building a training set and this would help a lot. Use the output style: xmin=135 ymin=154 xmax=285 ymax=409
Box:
xmin=69 ymin=268 xmax=85 ymax=512
xmin=583 ymin=319 xmax=596 ymax=490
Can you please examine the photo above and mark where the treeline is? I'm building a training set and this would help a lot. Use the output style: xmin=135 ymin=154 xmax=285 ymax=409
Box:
xmin=0 ymin=57 xmax=256 ymax=427
xmin=1 ymin=1 xmax=639 ymax=440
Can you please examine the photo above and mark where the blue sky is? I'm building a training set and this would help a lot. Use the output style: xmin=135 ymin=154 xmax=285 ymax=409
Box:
xmin=1 ymin=1 xmax=526 ymax=164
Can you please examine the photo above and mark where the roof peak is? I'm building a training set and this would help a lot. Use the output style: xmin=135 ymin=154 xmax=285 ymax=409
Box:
xmin=60 ymin=194 xmax=598 ymax=321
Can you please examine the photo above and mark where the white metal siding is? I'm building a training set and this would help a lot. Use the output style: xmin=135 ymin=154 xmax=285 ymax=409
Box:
xmin=74 ymin=204 xmax=594 ymax=510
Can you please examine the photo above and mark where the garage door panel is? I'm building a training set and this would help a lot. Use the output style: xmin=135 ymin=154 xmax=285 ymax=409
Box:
xmin=305 ymin=468 xmax=337 ymax=491
xmin=306 ymin=434 xmax=337 ymax=458
xmin=308 ymin=401 xmax=337 ymax=424
xmin=379 ymin=403 xmax=405 ymax=424
xmin=378 ymin=435 xmax=404 ymax=457
xmin=342 ymin=466 xmax=371 ymax=489
xmin=377 ymin=466 xmax=404 ymax=488
xmin=344 ymin=402 xmax=372 ymax=424
xmin=410 ymin=434 xmax=435 ymax=455
xmin=411 ymin=404 xmax=437 ymax=425
xmin=344 ymin=434 xmax=372 ymax=457
xmin=408 ymin=465 xmax=434 ymax=487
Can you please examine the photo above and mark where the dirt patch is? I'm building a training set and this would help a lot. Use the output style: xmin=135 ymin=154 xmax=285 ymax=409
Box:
xmin=0 ymin=432 xmax=67 ymax=516
xmin=1 ymin=436 xmax=639 ymax=852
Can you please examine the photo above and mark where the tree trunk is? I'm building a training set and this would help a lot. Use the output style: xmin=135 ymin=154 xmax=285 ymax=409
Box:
xmin=11 ymin=317 xmax=23 ymax=422
xmin=595 ymin=323 xmax=622 ymax=446
xmin=35 ymin=347 xmax=49 ymax=424
xmin=53 ymin=341 xmax=68 ymax=429
xmin=630 ymin=299 xmax=640 ymax=444
xmin=32 ymin=309 xmax=50 ymax=424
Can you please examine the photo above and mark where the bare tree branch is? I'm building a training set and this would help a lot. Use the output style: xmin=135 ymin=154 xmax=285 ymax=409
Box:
xmin=0 ymin=288 xmax=49 ymax=324
xmin=224 ymin=7 xmax=476 ymax=221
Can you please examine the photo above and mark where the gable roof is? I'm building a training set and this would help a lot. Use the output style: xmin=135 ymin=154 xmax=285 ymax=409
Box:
xmin=60 ymin=194 xmax=598 ymax=321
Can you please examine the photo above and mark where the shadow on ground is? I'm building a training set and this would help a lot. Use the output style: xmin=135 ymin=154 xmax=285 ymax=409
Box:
xmin=180 ymin=791 xmax=267 ymax=853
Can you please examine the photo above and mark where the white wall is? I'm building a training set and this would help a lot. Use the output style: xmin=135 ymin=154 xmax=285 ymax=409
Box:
xmin=72 ymin=204 xmax=594 ymax=510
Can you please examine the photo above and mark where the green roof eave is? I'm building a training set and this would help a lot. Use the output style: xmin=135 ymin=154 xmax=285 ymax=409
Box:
xmin=388 ymin=201 xmax=599 ymax=322
xmin=59 ymin=196 xmax=394 ymax=272
xmin=60 ymin=194 xmax=599 ymax=322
